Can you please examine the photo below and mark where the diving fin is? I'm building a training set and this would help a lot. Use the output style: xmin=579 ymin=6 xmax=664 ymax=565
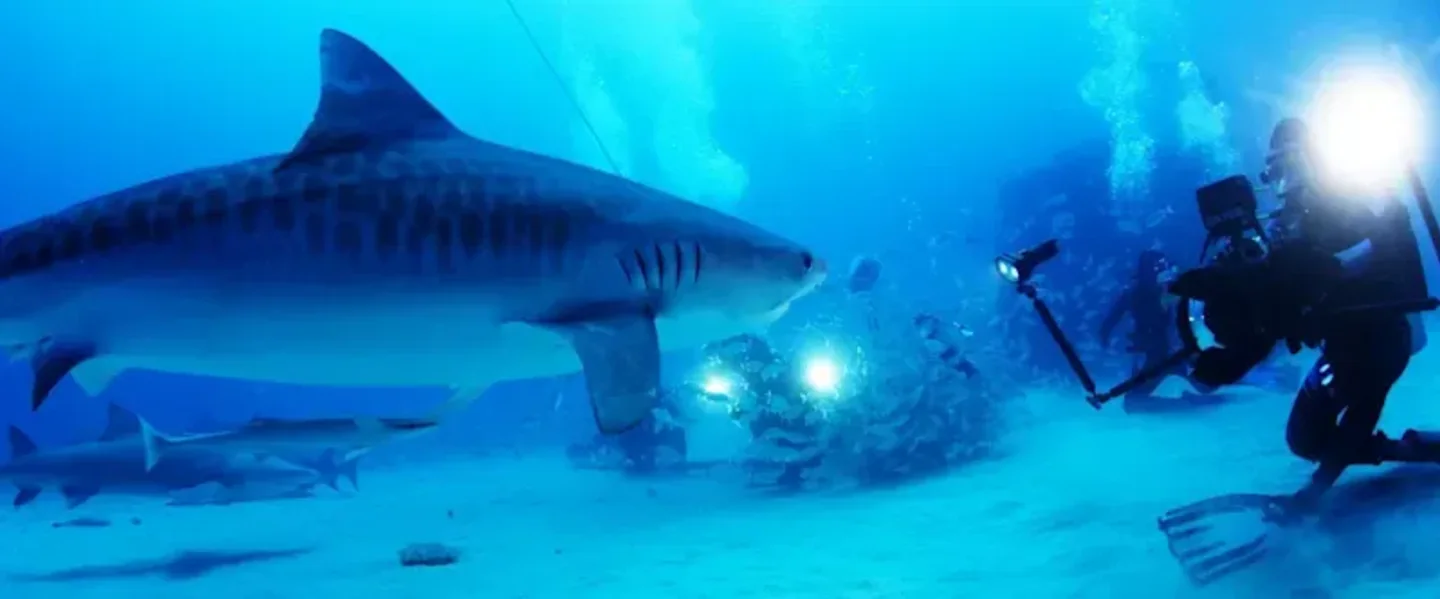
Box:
xmin=1157 ymin=493 xmax=1279 ymax=586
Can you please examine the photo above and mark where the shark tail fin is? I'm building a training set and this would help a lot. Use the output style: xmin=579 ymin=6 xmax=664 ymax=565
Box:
xmin=316 ymin=448 xmax=341 ymax=491
xmin=304 ymin=448 xmax=364 ymax=491
xmin=139 ymin=418 xmax=173 ymax=472
xmin=339 ymin=453 xmax=360 ymax=490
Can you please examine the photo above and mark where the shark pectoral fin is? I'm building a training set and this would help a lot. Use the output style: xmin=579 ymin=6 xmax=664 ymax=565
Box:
xmin=8 ymin=426 xmax=38 ymax=459
xmin=30 ymin=341 xmax=96 ymax=410
xmin=13 ymin=486 xmax=42 ymax=507
xmin=428 ymin=384 xmax=490 ymax=420
xmin=547 ymin=315 xmax=662 ymax=435
xmin=317 ymin=449 xmax=340 ymax=491
xmin=70 ymin=358 xmax=126 ymax=397
xmin=99 ymin=403 xmax=141 ymax=441
xmin=353 ymin=418 xmax=384 ymax=434
xmin=60 ymin=485 xmax=99 ymax=509
xmin=216 ymin=473 xmax=246 ymax=489
xmin=276 ymin=29 xmax=465 ymax=172
xmin=340 ymin=457 xmax=360 ymax=491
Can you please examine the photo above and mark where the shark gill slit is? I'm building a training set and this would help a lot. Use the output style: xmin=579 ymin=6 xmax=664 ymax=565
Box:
xmin=633 ymin=249 xmax=651 ymax=289
xmin=691 ymin=241 xmax=703 ymax=285
xmin=671 ymin=241 xmax=685 ymax=291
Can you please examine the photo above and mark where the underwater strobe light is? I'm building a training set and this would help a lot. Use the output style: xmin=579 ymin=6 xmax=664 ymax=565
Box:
xmin=995 ymin=239 xmax=1060 ymax=285
xmin=802 ymin=355 xmax=842 ymax=395
xmin=701 ymin=372 xmax=735 ymax=397
xmin=1304 ymin=60 xmax=1426 ymax=196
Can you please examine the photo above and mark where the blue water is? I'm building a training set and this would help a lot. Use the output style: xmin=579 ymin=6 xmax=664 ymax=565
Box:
xmin=2 ymin=1 xmax=1440 ymax=597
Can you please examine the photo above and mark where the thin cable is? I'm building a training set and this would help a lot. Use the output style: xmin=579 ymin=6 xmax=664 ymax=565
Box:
xmin=503 ymin=0 xmax=622 ymax=175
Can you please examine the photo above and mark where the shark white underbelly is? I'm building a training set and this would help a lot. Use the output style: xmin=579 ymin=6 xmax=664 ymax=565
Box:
xmin=5 ymin=276 xmax=768 ymax=390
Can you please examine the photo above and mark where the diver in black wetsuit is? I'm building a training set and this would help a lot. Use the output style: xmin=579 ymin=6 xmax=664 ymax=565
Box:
xmin=1099 ymin=249 xmax=1200 ymax=412
xmin=1262 ymin=118 xmax=1431 ymax=508
xmin=566 ymin=392 xmax=688 ymax=475
xmin=1159 ymin=117 xmax=1434 ymax=585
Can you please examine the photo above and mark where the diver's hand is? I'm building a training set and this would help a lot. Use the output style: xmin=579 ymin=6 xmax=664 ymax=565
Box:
xmin=1169 ymin=267 xmax=1231 ymax=300
xmin=1191 ymin=347 xmax=1266 ymax=387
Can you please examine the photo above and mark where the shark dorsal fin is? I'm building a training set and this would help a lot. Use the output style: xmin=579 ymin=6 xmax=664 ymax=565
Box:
xmin=99 ymin=403 xmax=140 ymax=441
xmin=8 ymin=426 xmax=38 ymax=459
xmin=277 ymin=29 xmax=463 ymax=172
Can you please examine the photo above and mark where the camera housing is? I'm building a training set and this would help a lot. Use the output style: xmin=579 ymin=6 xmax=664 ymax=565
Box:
xmin=1194 ymin=175 xmax=1268 ymax=260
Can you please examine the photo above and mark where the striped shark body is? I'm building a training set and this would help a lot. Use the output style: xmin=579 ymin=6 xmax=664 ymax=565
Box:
xmin=0 ymin=29 xmax=827 ymax=433
xmin=139 ymin=415 xmax=436 ymax=471
xmin=3 ymin=404 xmax=332 ymax=508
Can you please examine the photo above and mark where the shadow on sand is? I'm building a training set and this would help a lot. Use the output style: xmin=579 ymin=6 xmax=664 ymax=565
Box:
xmin=9 ymin=547 xmax=313 ymax=583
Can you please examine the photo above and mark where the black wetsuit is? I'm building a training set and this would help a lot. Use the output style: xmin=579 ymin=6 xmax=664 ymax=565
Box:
xmin=1280 ymin=191 xmax=1427 ymax=498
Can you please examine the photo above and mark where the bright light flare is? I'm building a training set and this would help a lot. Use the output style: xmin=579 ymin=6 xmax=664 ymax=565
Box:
xmin=701 ymin=373 xmax=735 ymax=396
xmin=801 ymin=355 xmax=842 ymax=395
xmin=1305 ymin=63 xmax=1426 ymax=194
xmin=995 ymin=258 xmax=1020 ymax=284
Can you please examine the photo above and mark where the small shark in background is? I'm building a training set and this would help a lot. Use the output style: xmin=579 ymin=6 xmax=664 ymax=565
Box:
xmin=2 ymin=405 xmax=349 ymax=508
xmin=0 ymin=28 xmax=826 ymax=434
xmin=139 ymin=416 xmax=436 ymax=480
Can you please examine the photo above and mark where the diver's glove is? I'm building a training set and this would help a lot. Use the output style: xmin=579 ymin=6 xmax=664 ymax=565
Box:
xmin=1170 ymin=264 xmax=1277 ymax=387
xmin=1173 ymin=244 xmax=1341 ymax=355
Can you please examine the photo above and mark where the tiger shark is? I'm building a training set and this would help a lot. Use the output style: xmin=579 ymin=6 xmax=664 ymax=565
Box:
xmin=0 ymin=29 xmax=826 ymax=433
xmin=2 ymin=404 xmax=348 ymax=508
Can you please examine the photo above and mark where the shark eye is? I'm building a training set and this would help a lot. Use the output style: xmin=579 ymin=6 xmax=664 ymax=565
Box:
xmin=801 ymin=252 xmax=815 ymax=272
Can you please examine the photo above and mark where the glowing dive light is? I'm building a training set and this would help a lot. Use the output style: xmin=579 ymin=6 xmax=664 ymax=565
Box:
xmin=995 ymin=259 xmax=1021 ymax=284
xmin=801 ymin=355 xmax=842 ymax=395
xmin=1306 ymin=63 xmax=1426 ymax=194
xmin=995 ymin=239 xmax=1059 ymax=286
xmin=701 ymin=373 xmax=735 ymax=396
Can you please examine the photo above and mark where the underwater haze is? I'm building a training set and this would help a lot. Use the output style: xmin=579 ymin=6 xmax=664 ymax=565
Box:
xmin=3 ymin=1 xmax=1440 ymax=597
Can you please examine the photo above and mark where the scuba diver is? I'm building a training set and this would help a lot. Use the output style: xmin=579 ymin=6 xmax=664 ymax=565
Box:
xmin=565 ymin=391 xmax=688 ymax=475
xmin=1098 ymin=249 xmax=1216 ymax=413
xmin=1160 ymin=117 xmax=1434 ymax=585
xmin=710 ymin=334 xmax=828 ymax=490
xmin=914 ymin=313 xmax=980 ymax=379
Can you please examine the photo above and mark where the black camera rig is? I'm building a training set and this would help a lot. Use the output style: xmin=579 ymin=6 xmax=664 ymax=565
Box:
xmin=999 ymin=167 xmax=1440 ymax=410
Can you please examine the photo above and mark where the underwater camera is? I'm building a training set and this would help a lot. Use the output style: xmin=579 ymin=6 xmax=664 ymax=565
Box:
xmin=1172 ymin=174 xmax=1440 ymax=381
xmin=997 ymin=172 xmax=1440 ymax=409
xmin=1171 ymin=176 xmax=1276 ymax=359
xmin=995 ymin=182 xmax=1273 ymax=408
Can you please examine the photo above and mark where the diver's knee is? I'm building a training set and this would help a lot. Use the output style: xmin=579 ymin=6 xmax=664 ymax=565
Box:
xmin=1407 ymin=312 xmax=1426 ymax=356
xmin=1285 ymin=425 xmax=1327 ymax=462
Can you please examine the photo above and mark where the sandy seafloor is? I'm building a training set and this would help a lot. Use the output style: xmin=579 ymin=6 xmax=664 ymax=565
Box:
xmin=5 ymin=366 xmax=1440 ymax=599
